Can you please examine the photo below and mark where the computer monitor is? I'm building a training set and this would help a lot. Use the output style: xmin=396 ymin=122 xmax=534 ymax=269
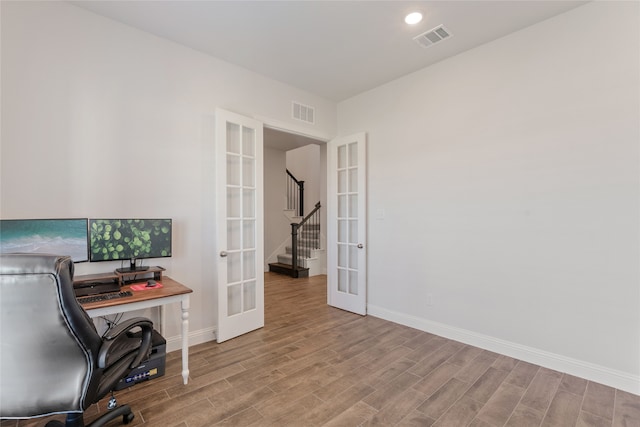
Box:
xmin=89 ymin=219 xmax=172 ymax=273
xmin=0 ymin=218 xmax=89 ymax=263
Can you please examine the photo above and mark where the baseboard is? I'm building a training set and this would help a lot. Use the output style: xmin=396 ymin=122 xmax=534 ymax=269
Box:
xmin=165 ymin=326 xmax=216 ymax=353
xmin=368 ymin=304 xmax=640 ymax=395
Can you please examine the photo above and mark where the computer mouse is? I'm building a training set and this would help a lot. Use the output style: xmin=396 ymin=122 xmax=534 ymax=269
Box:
xmin=146 ymin=280 xmax=157 ymax=287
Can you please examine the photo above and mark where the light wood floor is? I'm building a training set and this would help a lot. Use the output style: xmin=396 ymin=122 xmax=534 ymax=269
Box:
xmin=6 ymin=273 xmax=640 ymax=427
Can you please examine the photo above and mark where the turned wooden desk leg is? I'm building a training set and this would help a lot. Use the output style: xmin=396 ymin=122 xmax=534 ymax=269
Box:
xmin=181 ymin=295 xmax=190 ymax=384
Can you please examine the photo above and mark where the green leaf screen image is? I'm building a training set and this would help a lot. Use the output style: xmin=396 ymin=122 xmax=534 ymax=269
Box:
xmin=89 ymin=219 xmax=172 ymax=262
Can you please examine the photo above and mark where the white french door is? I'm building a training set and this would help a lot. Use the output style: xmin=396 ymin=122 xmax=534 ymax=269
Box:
xmin=327 ymin=132 xmax=367 ymax=315
xmin=215 ymin=108 xmax=264 ymax=342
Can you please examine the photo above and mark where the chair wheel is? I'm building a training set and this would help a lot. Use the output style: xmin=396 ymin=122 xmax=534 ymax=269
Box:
xmin=123 ymin=412 xmax=135 ymax=424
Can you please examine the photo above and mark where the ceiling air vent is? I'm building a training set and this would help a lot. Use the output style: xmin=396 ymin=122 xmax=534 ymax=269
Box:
xmin=414 ymin=25 xmax=452 ymax=48
xmin=292 ymin=101 xmax=315 ymax=124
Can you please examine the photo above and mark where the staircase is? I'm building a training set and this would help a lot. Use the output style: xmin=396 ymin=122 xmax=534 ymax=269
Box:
xmin=269 ymin=202 xmax=322 ymax=278
xmin=269 ymin=223 xmax=321 ymax=277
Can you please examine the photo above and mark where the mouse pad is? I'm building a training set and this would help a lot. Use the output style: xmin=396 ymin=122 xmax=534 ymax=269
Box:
xmin=130 ymin=282 xmax=163 ymax=291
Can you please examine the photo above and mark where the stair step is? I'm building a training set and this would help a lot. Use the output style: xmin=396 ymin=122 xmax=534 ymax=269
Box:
xmin=278 ymin=253 xmax=310 ymax=264
xmin=285 ymin=246 xmax=321 ymax=255
xmin=268 ymin=262 xmax=309 ymax=278
xmin=293 ymin=237 xmax=320 ymax=245
xmin=287 ymin=242 xmax=320 ymax=249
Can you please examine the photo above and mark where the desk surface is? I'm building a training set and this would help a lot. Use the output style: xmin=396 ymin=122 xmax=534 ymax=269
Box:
xmin=79 ymin=276 xmax=193 ymax=310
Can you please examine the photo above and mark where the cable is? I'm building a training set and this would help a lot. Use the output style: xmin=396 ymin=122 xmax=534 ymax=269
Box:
xmin=100 ymin=313 xmax=124 ymax=337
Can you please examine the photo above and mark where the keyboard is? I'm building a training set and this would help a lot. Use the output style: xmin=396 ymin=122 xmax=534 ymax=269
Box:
xmin=77 ymin=290 xmax=133 ymax=304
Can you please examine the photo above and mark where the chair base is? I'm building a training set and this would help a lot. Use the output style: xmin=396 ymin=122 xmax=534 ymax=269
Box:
xmin=44 ymin=405 xmax=134 ymax=427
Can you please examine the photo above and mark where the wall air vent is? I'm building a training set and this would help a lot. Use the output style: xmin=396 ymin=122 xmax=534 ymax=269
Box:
xmin=414 ymin=25 xmax=452 ymax=48
xmin=292 ymin=101 xmax=315 ymax=124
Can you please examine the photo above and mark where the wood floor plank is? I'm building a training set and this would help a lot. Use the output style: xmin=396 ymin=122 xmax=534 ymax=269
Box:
xmin=464 ymin=366 xmax=510 ymax=404
xmin=405 ymin=335 xmax=450 ymax=363
xmin=11 ymin=273 xmax=640 ymax=427
xmin=362 ymin=357 xmax=416 ymax=387
xmin=408 ymin=341 xmax=466 ymax=377
xmin=396 ymin=410 xmax=437 ymax=427
xmin=578 ymin=410 xmax=613 ymax=427
xmin=506 ymin=404 xmax=546 ymax=427
xmin=449 ymin=345 xmax=485 ymax=367
xmin=559 ymin=373 xmax=589 ymax=396
xmin=492 ymin=354 xmax=520 ymax=372
xmin=583 ymin=381 xmax=616 ymax=421
xmin=541 ymin=390 xmax=583 ymax=427
xmin=276 ymin=348 xmax=338 ymax=376
xmin=520 ymin=367 xmax=563 ymax=412
xmin=402 ymin=330 xmax=439 ymax=350
xmin=413 ymin=362 xmax=465 ymax=397
xmin=454 ymin=350 xmax=500 ymax=384
xmin=363 ymin=371 xmax=422 ymax=410
xmin=505 ymin=360 xmax=540 ymax=389
xmin=613 ymin=389 xmax=640 ymax=427
xmin=299 ymin=382 xmax=375 ymax=426
xmin=416 ymin=378 xmax=471 ymax=420
xmin=213 ymin=407 xmax=264 ymax=426
xmin=432 ymin=395 xmax=484 ymax=427
xmin=362 ymin=388 xmax=429 ymax=426
xmin=475 ymin=381 xmax=527 ymax=426
xmin=257 ymin=393 xmax=324 ymax=425
xmin=321 ymin=401 xmax=378 ymax=427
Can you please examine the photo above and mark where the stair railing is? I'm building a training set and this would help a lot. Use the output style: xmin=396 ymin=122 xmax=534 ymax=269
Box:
xmin=286 ymin=169 xmax=304 ymax=217
xmin=290 ymin=202 xmax=321 ymax=277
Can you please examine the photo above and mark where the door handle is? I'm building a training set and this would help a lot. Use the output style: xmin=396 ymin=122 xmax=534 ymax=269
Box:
xmin=220 ymin=251 xmax=228 ymax=257
xmin=357 ymin=244 xmax=364 ymax=249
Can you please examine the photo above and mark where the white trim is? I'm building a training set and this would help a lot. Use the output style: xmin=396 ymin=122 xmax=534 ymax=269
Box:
xmin=166 ymin=326 xmax=216 ymax=353
xmin=368 ymin=304 xmax=640 ymax=396
xmin=257 ymin=116 xmax=332 ymax=142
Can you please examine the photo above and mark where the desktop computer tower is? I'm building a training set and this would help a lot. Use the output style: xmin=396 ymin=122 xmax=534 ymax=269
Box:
xmin=115 ymin=329 xmax=166 ymax=390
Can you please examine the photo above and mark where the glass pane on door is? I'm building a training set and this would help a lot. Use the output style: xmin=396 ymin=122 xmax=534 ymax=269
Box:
xmin=227 ymin=252 xmax=241 ymax=284
xmin=244 ymin=281 xmax=256 ymax=311
xmin=224 ymin=125 xmax=258 ymax=317
xmin=335 ymin=140 xmax=360 ymax=296
xmin=227 ymin=123 xmax=240 ymax=154
xmin=228 ymin=284 xmax=242 ymax=316
xmin=227 ymin=219 xmax=241 ymax=251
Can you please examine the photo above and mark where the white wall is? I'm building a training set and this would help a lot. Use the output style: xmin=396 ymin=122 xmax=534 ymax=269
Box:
xmin=0 ymin=1 xmax=337 ymax=347
xmin=338 ymin=2 xmax=640 ymax=393
xmin=286 ymin=144 xmax=321 ymax=216
xmin=263 ymin=147 xmax=290 ymax=266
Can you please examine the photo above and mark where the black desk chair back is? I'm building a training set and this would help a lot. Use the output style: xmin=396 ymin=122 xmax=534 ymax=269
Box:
xmin=0 ymin=254 xmax=153 ymax=427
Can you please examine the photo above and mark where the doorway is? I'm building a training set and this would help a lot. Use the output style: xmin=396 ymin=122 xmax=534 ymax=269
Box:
xmin=263 ymin=127 xmax=327 ymax=277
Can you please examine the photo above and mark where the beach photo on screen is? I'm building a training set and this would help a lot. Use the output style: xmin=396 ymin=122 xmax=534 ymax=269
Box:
xmin=0 ymin=218 xmax=89 ymax=263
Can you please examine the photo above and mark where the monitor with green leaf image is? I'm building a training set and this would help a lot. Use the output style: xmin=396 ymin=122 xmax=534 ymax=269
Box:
xmin=89 ymin=219 xmax=172 ymax=272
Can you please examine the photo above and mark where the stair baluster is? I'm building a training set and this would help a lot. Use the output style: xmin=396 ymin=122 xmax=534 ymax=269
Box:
xmin=289 ymin=202 xmax=321 ymax=278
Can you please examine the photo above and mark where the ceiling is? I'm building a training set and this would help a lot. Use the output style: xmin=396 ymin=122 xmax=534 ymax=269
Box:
xmin=71 ymin=1 xmax=587 ymax=103
xmin=264 ymin=127 xmax=323 ymax=151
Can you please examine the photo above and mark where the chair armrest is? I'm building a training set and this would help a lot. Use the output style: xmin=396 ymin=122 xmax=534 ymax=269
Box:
xmin=97 ymin=317 xmax=154 ymax=369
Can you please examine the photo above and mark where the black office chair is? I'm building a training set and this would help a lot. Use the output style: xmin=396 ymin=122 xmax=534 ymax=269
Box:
xmin=0 ymin=254 xmax=153 ymax=427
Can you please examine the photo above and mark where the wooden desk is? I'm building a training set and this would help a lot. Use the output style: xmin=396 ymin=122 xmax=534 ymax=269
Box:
xmin=80 ymin=277 xmax=193 ymax=385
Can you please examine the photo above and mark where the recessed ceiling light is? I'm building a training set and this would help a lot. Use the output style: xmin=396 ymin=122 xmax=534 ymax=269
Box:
xmin=405 ymin=12 xmax=423 ymax=25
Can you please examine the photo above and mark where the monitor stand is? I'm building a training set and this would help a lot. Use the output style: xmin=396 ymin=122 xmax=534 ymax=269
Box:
xmin=115 ymin=259 xmax=150 ymax=274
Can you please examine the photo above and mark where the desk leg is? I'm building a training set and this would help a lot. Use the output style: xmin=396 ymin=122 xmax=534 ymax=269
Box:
xmin=181 ymin=295 xmax=190 ymax=384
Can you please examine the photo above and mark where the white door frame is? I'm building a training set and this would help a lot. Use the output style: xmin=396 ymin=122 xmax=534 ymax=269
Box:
xmin=258 ymin=117 xmax=367 ymax=315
